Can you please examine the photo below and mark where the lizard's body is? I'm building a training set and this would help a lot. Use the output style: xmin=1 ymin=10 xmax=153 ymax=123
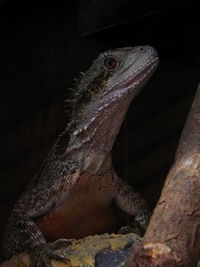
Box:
xmin=37 ymin=167 xmax=116 ymax=240
xmin=1 ymin=46 xmax=159 ymax=266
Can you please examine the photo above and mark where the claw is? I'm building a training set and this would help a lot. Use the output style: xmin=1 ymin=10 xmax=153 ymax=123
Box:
xmin=118 ymin=225 xmax=141 ymax=236
xmin=29 ymin=245 xmax=52 ymax=267
xmin=47 ymin=250 xmax=69 ymax=262
xmin=48 ymin=238 xmax=72 ymax=250
xmin=42 ymin=252 xmax=51 ymax=267
xmin=29 ymin=239 xmax=71 ymax=267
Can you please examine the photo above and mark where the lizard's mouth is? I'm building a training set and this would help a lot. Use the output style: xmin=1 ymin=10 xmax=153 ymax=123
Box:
xmin=105 ymin=56 xmax=159 ymax=103
xmin=121 ymin=57 xmax=159 ymax=90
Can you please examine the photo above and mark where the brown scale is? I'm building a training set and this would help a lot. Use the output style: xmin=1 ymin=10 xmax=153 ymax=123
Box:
xmin=36 ymin=169 xmax=118 ymax=240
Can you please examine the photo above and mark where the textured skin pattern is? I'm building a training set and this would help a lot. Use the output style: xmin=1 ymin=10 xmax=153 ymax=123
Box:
xmin=1 ymin=46 xmax=159 ymax=266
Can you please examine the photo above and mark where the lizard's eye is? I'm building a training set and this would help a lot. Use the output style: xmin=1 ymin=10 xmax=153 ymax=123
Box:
xmin=103 ymin=57 xmax=119 ymax=71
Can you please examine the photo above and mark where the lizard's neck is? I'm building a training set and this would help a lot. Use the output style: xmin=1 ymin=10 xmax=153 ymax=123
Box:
xmin=55 ymin=94 xmax=131 ymax=175
xmin=55 ymin=133 xmax=112 ymax=175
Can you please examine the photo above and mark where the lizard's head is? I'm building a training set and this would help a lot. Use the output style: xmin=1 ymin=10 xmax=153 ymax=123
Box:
xmin=65 ymin=46 xmax=159 ymax=173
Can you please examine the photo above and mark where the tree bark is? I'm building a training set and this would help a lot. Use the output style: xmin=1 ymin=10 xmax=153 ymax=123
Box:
xmin=130 ymin=84 xmax=200 ymax=267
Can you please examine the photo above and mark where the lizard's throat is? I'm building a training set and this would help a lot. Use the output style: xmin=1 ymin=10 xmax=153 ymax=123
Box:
xmin=66 ymin=96 xmax=131 ymax=174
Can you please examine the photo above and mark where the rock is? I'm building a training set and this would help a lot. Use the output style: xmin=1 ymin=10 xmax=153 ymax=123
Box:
xmin=0 ymin=233 xmax=139 ymax=267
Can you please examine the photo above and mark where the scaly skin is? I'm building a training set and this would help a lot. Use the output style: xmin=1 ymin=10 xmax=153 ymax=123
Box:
xmin=1 ymin=46 xmax=159 ymax=266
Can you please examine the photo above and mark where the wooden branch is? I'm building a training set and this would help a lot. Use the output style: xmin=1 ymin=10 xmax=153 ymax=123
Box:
xmin=130 ymin=84 xmax=200 ymax=267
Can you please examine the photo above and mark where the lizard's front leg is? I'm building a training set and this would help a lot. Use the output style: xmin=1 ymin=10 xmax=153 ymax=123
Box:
xmin=114 ymin=176 xmax=151 ymax=236
xmin=1 ymin=210 xmax=70 ymax=267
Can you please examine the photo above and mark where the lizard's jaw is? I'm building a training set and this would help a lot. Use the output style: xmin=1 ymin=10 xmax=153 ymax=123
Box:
xmin=100 ymin=56 xmax=159 ymax=111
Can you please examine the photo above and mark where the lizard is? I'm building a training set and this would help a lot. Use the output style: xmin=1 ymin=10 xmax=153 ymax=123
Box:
xmin=1 ymin=45 xmax=159 ymax=267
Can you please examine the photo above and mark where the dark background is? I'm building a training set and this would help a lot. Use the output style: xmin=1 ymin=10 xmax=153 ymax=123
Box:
xmin=0 ymin=0 xmax=200 ymax=250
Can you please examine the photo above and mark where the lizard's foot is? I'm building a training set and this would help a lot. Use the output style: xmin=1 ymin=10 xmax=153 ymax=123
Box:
xmin=118 ymin=225 xmax=141 ymax=236
xmin=48 ymin=238 xmax=72 ymax=250
xmin=133 ymin=205 xmax=152 ymax=236
xmin=29 ymin=239 xmax=72 ymax=267
xmin=118 ymin=206 xmax=151 ymax=237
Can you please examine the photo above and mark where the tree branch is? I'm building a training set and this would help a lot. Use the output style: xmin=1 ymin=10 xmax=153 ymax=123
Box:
xmin=130 ymin=84 xmax=200 ymax=267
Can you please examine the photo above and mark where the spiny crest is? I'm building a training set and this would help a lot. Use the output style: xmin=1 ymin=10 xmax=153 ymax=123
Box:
xmin=64 ymin=71 xmax=85 ymax=120
xmin=63 ymin=51 xmax=116 ymax=132
xmin=55 ymin=71 xmax=90 ymax=156
xmin=64 ymin=70 xmax=110 ymax=121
